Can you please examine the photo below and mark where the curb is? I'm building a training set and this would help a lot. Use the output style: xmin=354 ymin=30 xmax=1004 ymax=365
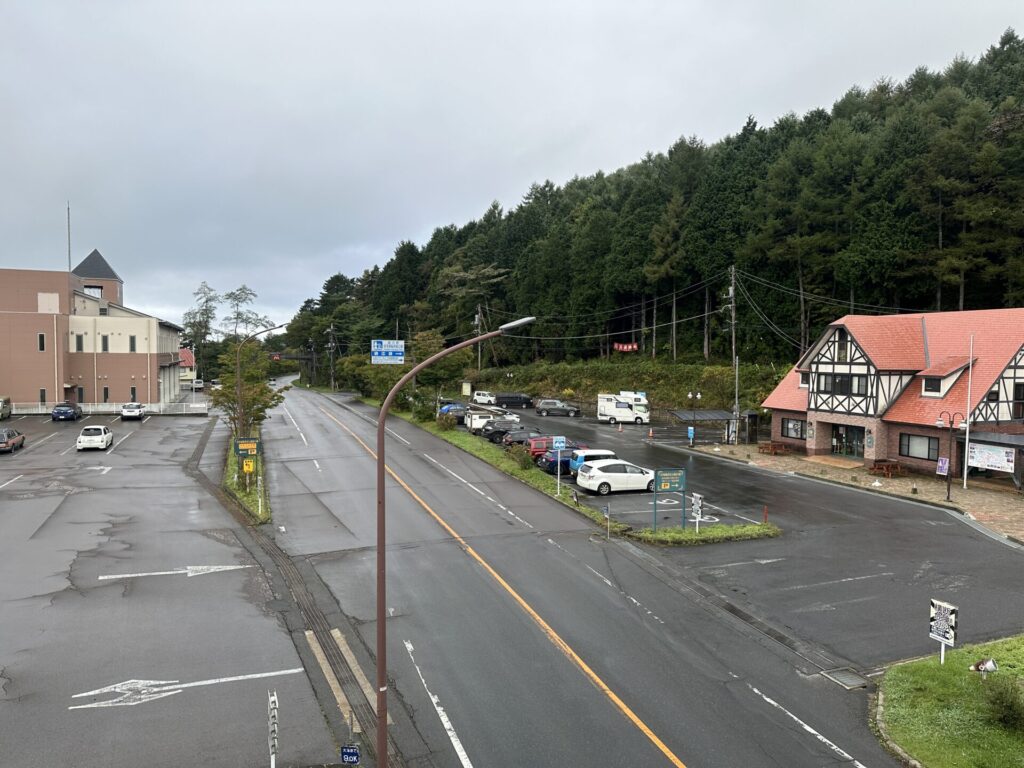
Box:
xmin=871 ymin=689 xmax=924 ymax=768
xmin=790 ymin=471 xmax=966 ymax=514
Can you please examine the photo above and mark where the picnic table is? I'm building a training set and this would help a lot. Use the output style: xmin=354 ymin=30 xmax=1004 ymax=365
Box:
xmin=869 ymin=460 xmax=907 ymax=479
xmin=758 ymin=441 xmax=793 ymax=456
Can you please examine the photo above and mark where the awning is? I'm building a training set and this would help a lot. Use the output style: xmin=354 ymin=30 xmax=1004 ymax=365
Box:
xmin=669 ymin=409 xmax=738 ymax=422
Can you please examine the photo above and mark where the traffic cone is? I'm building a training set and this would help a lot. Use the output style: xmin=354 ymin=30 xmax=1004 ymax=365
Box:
xmin=648 ymin=427 xmax=654 ymax=439
xmin=617 ymin=423 xmax=623 ymax=433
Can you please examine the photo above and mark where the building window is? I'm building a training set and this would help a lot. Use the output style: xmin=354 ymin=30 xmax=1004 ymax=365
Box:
xmin=1014 ymin=383 xmax=1024 ymax=420
xmin=102 ymin=335 xmax=109 ymax=353
xmin=899 ymin=433 xmax=939 ymax=461
xmin=924 ymin=378 xmax=941 ymax=392
xmin=781 ymin=418 xmax=806 ymax=439
xmin=817 ymin=374 xmax=833 ymax=393
xmin=99 ymin=307 xmax=108 ymax=316
xmin=75 ymin=334 xmax=84 ymax=352
xmin=130 ymin=386 xmax=137 ymax=401
xmin=987 ymin=387 xmax=1000 ymax=403
xmin=799 ymin=372 xmax=809 ymax=387
xmin=84 ymin=286 xmax=102 ymax=298
xmin=851 ymin=375 xmax=868 ymax=396
xmin=77 ymin=386 xmax=84 ymax=403
xmin=39 ymin=388 xmax=46 ymax=404
xmin=129 ymin=335 xmax=137 ymax=353
xmin=836 ymin=328 xmax=848 ymax=362
xmin=102 ymin=386 xmax=109 ymax=403
xmin=38 ymin=333 xmax=45 ymax=352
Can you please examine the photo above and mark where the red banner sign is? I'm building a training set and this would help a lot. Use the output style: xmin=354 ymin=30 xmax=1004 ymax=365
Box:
xmin=613 ymin=342 xmax=639 ymax=352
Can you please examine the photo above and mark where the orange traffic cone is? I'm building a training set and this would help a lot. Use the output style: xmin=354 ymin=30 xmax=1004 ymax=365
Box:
xmin=648 ymin=427 xmax=654 ymax=439
xmin=617 ymin=422 xmax=623 ymax=433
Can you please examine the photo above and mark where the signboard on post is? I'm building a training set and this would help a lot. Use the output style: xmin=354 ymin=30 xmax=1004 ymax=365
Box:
xmin=968 ymin=443 xmax=1015 ymax=473
xmin=371 ymin=339 xmax=405 ymax=365
xmin=936 ymin=457 xmax=949 ymax=476
xmin=234 ymin=438 xmax=262 ymax=456
xmin=243 ymin=458 xmax=255 ymax=474
xmin=341 ymin=744 xmax=361 ymax=764
xmin=930 ymin=598 xmax=958 ymax=664
xmin=655 ymin=468 xmax=685 ymax=492
xmin=552 ymin=436 xmax=566 ymax=451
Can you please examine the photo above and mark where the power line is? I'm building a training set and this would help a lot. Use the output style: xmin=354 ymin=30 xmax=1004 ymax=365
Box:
xmin=735 ymin=276 xmax=803 ymax=349
xmin=736 ymin=269 xmax=928 ymax=315
xmin=503 ymin=307 xmax=722 ymax=341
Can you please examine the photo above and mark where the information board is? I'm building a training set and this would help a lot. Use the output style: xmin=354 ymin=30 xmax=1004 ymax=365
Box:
xmin=371 ymin=339 xmax=405 ymax=365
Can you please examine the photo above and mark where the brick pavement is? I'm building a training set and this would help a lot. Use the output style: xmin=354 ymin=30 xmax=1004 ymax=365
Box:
xmin=693 ymin=444 xmax=1024 ymax=545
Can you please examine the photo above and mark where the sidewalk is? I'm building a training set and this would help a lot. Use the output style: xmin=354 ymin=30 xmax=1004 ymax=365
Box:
xmin=691 ymin=443 xmax=1024 ymax=546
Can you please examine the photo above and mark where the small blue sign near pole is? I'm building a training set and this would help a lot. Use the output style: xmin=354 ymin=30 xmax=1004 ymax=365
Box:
xmin=341 ymin=744 xmax=361 ymax=764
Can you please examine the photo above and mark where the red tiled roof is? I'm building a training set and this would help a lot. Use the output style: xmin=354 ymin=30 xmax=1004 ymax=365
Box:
xmin=837 ymin=314 xmax=927 ymax=370
xmin=178 ymin=347 xmax=195 ymax=367
xmin=761 ymin=367 xmax=807 ymax=412
xmin=917 ymin=355 xmax=973 ymax=378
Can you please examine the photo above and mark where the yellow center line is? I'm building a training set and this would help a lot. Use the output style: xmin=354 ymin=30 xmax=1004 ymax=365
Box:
xmin=319 ymin=406 xmax=687 ymax=768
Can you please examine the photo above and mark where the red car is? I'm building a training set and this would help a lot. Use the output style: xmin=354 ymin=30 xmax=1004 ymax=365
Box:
xmin=0 ymin=428 xmax=26 ymax=453
xmin=527 ymin=436 xmax=586 ymax=458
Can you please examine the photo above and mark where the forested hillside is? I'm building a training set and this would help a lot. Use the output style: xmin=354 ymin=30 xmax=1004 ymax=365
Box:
xmin=285 ymin=30 xmax=1024 ymax=371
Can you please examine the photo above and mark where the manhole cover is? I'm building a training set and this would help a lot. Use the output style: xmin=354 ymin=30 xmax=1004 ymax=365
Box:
xmin=821 ymin=668 xmax=869 ymax=689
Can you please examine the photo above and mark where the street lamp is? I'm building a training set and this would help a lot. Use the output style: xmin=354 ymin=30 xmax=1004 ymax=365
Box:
xmin=235 ymin=323 xmax=287 ymax=438
xmin=374 ymin=316 xmax=534 ymax=763
xmin=935 ymin=410 xmax=965 ymax=502
xmin=688 ymin=391 xmax=701 ymax=446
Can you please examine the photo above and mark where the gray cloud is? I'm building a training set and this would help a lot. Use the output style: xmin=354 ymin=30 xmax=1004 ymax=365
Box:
xmin=3 ymin=1 xmax=1020 ymax=327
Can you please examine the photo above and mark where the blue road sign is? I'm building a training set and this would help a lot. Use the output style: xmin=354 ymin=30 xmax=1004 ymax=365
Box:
xmin=341 ymin=744 xmax=361 ymax=764
xmin=552 ymin=435 xmax=566 ymax=451
xmin=371 ymin=339 xmax=405 ymax=365
xmin=687 ymin=426 xmax=695 ymax=440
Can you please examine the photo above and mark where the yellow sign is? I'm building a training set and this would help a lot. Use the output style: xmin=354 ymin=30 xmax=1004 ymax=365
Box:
xmin=243 ymin=458 xmax=255 ymax=474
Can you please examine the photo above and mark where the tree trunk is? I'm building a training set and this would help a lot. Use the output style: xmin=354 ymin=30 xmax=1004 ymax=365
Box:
xmin=671 ymin=286 xmax=677 ymax=361
xmin=797 ymin=257 xmax=807 ymax=354
xmin=959 ymin=270 xmax=965 ymax=311
xmin=703 ymin=286 xmax=710 ymax=361
xmin=651 ymin=296 xmax=657 ymax=359
xmin=640 ymin=295 xmax=646 ymax=353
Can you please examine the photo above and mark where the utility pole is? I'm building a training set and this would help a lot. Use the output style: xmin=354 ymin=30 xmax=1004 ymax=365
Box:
xmin=324 ymin=324 xmax=337 ymax=390
xmin=476 ymin=305 xmax=482 ymax=371
xmin=731 ymin=265 xmax=739 ymax=445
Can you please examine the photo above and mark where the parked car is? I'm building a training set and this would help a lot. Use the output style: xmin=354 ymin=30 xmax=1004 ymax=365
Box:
xmin=576 ymin=459 xmax=655 ymax=495
xmin=481 ymin=419 xmax=530 ymax=443
xmin=471 ymin=391 xmax=497 ymax=405
xmin=120 ymin=402 xmax=146 ymax=420
xmin=527 ymin=436 xmax=586 ymax=459
xmin=0 ymin=428 xmax=25 ymax=453
xmin=438 ymin=402 xmax=467 ymax=424
xmin=211 ymin=379 xmax=223 ymax=390
xmin=51 ymin=402 xmax=83 ymax=421
xmin=76 ymin=425 xmax=113 ymax=451
xmin=502 ymin=427 xmax=546 ymax=447
xmin=0 ymin=396 xmax=12 ymax=420
xmin=192 ymin=379 xmax=205 ymax=391
xmin=536 ymin=449 xmax=573 ymax=475
xmin=568 ymin=448 xmax=618 ymax=476
xmin=496 ymin=392 xmax=533 ymax=409
xmin=535 ymin=399 xmax=579 ymax=417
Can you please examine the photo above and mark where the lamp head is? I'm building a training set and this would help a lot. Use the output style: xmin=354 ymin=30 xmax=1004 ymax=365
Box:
xmin=499 ymin=316 xmax=536 ymax=332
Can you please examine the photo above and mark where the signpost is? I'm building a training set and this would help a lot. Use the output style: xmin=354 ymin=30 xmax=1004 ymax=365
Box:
xmin=370 ymin=339 xmax=405 ymax=365
xmin=936 ymin=457 xmax=949 ymax=477
xmin=268 ymin=690 xmax=279 ymax=768
xmin=243 ymin=458 xmax=255 ymax=474
xmin=691 ymin=492 xmax=705 ymax=533
xmin=687 ymin=425 xmax=695 ymax=446
xmin=929 ymin=598 xmax=958 ymax=664
xmin=552 ymin=436 xmax=566 ymax=496
xmin=234 ymin=438 xmax=262 ymax=456
xmin=341 ymin=744 xmax=361 ymax=765
xmin=653 ymin=468 xmax=686 ymax=531
xmin=968 ymin=443 xmax=1015 ymax=473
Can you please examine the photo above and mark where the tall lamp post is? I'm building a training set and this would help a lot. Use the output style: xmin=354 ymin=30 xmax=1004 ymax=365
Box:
xmin=235 ymin=323 xmax=287 ymax=438
xmin=375 ymin=316 xmax=534 ymax=763
xmin=688 ymin=390 xmax=701 ymax=446
xmin=935 ymin=410 xmax=965 ymax=502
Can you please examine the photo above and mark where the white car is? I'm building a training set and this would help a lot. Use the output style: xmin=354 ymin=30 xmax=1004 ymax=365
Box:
xmin=576 ymin=458 xmax=655 ymax=496
xmin=120 ymin=402 xmax=145 ymax=420
xmin=77 ymin=425 xmax=113 ymax=451
xmin=471 ymin=391 xmax=496 ymax=404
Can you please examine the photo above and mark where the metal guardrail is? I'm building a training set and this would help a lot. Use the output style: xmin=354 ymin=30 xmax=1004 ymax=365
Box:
xmin=10 ymin=402 xmax=209 ymax=417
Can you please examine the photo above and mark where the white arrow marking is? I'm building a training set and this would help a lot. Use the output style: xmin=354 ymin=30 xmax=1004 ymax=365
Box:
xmin=98 ymin=565 xmax=252 ymax=581
xmin=711 ymin=558 xmax=785 ymax=569
xmin=86 ymin=466 xmax=113 ymax=475
xmin=69 ymin=667 xmax=304 ymax=709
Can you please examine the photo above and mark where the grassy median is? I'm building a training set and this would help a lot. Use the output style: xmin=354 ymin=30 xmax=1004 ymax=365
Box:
xmin=880 ymin=636 xmax=1024 ymax=767
xmin=224 ymin=447 xmax=271 ymax=524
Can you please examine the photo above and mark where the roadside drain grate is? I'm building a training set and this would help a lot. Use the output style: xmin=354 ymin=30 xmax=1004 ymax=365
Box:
xmin=821 ymin=667 xmax=870 ymax=689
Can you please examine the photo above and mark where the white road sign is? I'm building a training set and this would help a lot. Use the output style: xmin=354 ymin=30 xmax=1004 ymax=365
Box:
xmin=371 ymin=339 xmax=405 ymax=365
xmin=929 ymin=598 xmax=958 ymax=646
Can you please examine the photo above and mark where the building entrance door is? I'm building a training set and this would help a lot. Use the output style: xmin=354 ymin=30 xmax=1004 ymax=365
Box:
xmin=831 ymin=424 xmax=865 ymax=458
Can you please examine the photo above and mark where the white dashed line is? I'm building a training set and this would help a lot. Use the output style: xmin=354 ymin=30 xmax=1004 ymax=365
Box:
xmin=284 ymin=406 xmax=309 ymax=446
xmin=747 ymin=684 xmax=867 ymax=767
xmin=423 ymin=454 xmax=533 ymax=528
xmin=387 ymin=427 xmax=411 ymax=445
xmin=404 ymin=640 xmax=474 ymax=767
xmin=0 ymin=474 xmax=24 ymax=489
xmin=313 ymin=459 xmax=321 ymax=471
xmin=780 ymin=572 xmax=895 ymax=592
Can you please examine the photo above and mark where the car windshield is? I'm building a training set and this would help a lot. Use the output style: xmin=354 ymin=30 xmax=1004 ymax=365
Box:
xmin=81 ymin=428 xmax=103 ymax=436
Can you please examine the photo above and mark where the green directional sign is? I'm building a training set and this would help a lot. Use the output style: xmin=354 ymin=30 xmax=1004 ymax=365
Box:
xmin=655 ymin=468 xmax=685 ymax=492
xmin=234 ymin=438 xmax=263 ymax=456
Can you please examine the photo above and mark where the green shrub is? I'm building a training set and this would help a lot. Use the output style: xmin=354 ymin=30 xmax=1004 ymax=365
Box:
xmin=985 ymin=676 xmax=1024 ymax=731
xmin=436 ymin=412 xmax=457 ymax=431
xmin=507 ymin=444 xmax=535 ymax=470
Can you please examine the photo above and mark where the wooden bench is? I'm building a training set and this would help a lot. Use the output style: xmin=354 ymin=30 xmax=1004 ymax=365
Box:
xmin=759 ymin=441 xmax=792 ymax=456
xmin=869 ymin=460 xmax=906 ymax=479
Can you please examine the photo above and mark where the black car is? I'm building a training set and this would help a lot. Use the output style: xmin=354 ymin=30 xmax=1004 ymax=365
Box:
xmin=535 ymin=399 xmax=579 ymax=417
xmin=502 ymin=428 xmax=545 ymax=447
xmin=481 ymin=419 xmax=532 ymax=443
xmin=536 ymin=449 xmax=573 ymax=475
xmin=51 ymin=403 xmax=83 ymax=421
xmin=496 ymin=392 xmax=534 ymax=409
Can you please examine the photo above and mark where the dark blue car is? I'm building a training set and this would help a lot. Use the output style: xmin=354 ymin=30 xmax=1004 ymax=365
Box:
xmin=536 ymin=449 xmax=573 ymax=475
xmin=51 ymin=403 xmax=83 ymax=421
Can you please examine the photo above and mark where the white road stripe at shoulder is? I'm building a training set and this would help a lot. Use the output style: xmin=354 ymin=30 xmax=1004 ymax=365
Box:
xmin=404 ymin=641 xmax=474 ymax=768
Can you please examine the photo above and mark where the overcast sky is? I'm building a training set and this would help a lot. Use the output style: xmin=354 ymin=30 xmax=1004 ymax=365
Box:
xmin=3 ymin=2 xmax=1021 ymax=330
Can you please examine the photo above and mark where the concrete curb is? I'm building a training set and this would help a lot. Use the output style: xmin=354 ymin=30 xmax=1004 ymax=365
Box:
xmin=871 ymin=688 xmax=924 ymax=768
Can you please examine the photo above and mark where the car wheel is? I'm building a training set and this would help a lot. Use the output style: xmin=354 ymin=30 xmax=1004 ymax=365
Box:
xmin=568 ymin=411 xmax=577 ymax=417
xmin=608 ymin=417 xmax=617 ymax=425
xmin=597 ymin=482 xmax=611 ymax=496
xmin=521 ymin=403 xmax=528 ymax=409
xmin=540 ymin=410 xmax=548 ymax=417
xmin=635 ymin=417 xmax=643 ymax=425
xmin=647 ymin=480 xmax=655 ymax=492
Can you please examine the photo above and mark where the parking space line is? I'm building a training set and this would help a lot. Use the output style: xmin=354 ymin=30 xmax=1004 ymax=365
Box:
xmin=0 ymin=475 xmax=23 ymax=489
xmin=107 ymin=433 xmax=131 ymax=454
xmin=780 ymin=572 xmax=894 ymax=592
xmin=21 ymin=432 xmax=58 ymax=453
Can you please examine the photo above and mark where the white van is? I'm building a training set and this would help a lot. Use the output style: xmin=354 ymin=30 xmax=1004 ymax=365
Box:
xmin=471 ymin=391 xmax=496 ymax=404
xmin=619 ymin=391 xmax=649 ymax=406
xmin=597 ymin=393 xmax=650 ymax=425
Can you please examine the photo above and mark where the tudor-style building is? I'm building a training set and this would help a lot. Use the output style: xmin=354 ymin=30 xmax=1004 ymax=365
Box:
xmin=762 ymin=309 xmax=1024 ymax=483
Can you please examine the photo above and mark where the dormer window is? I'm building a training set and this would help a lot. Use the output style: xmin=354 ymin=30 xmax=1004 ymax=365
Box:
xmin=924 ymin=378 xmax=941 ymax=393
xmin=799 ymin=372 xmax=809 ymax=388
xmin=987 ymin=387 xmax=999 ymax=403
xmin=836 ymin=328 xmax=848 ymax=362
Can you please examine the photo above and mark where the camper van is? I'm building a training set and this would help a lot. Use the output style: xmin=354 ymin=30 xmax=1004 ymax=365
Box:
xmin=0 ymin=396 xmax=11 ymax=420
xmin=618 ymin=391 xmax=649 ymax=407
xmin=596 ymin=394 xmax=650 ymax=425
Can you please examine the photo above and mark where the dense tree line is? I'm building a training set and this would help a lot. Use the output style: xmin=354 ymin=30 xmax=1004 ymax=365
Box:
xmin=286 ymin=31 xmax=1024 ymax=381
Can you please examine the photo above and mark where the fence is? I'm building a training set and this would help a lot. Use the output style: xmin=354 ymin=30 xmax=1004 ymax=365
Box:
xmin=11 ymin=401 xmax=209 ymax=417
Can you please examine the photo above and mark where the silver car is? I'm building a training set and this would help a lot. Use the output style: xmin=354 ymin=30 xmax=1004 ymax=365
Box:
xmin=77 ymin=425 xmax=113 ymax=451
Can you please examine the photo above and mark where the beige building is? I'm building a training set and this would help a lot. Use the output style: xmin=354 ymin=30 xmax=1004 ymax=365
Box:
xmin=0 ymin=250 xmax=182 ymax=408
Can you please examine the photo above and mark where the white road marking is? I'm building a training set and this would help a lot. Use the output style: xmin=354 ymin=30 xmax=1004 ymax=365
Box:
xmin=21 ymin=432 xmax=58 ymax=454
xmin=61 ymin=443 xmax=76 ymax=456
xmin=313 ymin=459 xmax=321 ymax=471
xmin=69 ymin=667 xmax=304 ymax=709
xmin=16 ymin=415 xmax=28 ymax=420
xmin=98 ymin=565 xmax=252 ymax=581
xmin=142 ymin=415 xmax=151 ymax=423
xmin=707 ymin=558 xmax=785 ymax=569
xmin=0 ymin=474 xmax=24 ymax=489
xmin=86 ymin=466 xmax=113 ymax=475
xmin=747 ymin=684 xmax=868 ymax=767
xmin=331 ymin=629 xmax=391 ymax=722
xmin=423 ymin=453 xmax=533 ymax=528
xmin=109 ymin=416 xmax=119 ymax=424
xmin=284 ymin=407 xmax=309 ymax=445
xmin=387 ymin=427 xmax=411 ymax=445
xmin=107 ymin=433 xmax=131 ymax=454
xmin=780 ymin=572 xmax=895 ymax=592
xmin=547 ymin=538 xmax=665 ymax=624
xmin=404 ymin=641 xmax=474 ymax=768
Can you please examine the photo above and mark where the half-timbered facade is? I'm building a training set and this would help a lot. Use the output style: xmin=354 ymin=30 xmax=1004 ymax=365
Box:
xmin=763 ymin=308 xmax=1024 ymax=485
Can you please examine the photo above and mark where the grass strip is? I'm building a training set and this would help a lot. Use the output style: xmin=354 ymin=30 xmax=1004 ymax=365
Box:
xmin=628 ymin=523 xmax=781 ymax=546
xmin=880 ymin=636 xmax=1024 ymax=768
xmin=224 ymin=445 xmax=271 ymax=524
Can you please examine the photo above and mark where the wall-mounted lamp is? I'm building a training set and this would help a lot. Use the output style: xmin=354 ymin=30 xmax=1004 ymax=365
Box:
xmin=866 ymin=427 xmax=873 ymax=436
